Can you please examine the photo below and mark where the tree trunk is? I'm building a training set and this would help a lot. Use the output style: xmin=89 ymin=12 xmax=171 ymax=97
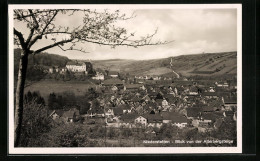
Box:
xmin=14 ymin=50 xmax=28 ymax=147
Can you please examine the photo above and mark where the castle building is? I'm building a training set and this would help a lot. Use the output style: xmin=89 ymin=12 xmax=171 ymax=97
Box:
xmin=66 ymin=61 xmax=92 ymax=73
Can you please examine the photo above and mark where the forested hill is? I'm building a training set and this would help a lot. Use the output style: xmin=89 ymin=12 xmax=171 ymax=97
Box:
xmin=14 ymin=48 xmax=69 ymax=68
xmin=92 ymin=51 xmax=237 ymax=78
xmin=14 ymin=48 xmax=70 ymax=82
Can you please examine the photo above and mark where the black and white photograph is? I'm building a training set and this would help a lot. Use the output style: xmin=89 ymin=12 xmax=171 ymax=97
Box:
xmin=8 ymin=4 xmax=242 ymax=154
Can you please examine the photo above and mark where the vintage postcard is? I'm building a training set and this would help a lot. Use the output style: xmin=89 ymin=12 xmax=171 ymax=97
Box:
xmin=8 ymin=4 xmax=242 ymax=154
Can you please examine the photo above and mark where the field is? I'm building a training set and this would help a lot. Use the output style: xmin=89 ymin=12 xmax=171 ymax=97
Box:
xmin=91 ymin=52 xmax=237 ymax=77
xmin=24 ymin=80 xmax=97 ymax=100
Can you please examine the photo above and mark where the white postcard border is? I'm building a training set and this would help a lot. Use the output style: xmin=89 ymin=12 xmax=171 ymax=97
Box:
xmin=8 ymin=4 xmax=242 ymax=154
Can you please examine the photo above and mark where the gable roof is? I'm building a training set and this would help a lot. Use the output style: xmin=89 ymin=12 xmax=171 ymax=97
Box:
xmin=125 ymin=84 xmax=142 ymax=89
xmin=161 ymin=111 xmax=180 ymax=120
xmin=103 ymin=78 xmax=123 ymax=85
xmin=201 ymin=113 xmax=221 ymax=122
xmin=120 ymin=114 xmax=137 ymax=123
xmin=144 ymin=114 xmax=163 ymax=123
xmin=66 ymin=61 xmax=78 ymax=65
xmin=202 ymin=92 xmax=219 ymax=96
xmin=171 ymin=116 xmax=188 ymax=123
xmin=223 ymin=97 xmax=237 ymax=104
xmin=108 ymin=71 xmax=118 ymax=75
xmin=186 ymin=107 xmax=202 ymax=117
xmin=190 ymin=86 xmax=199 ymax=92
xmin=62 ymin=111 xmax=75 ymax=118
xmin=113 ymin=108 xmax=123 ymax=115
xmin=118 ymin=104 xmax=131 ymax=109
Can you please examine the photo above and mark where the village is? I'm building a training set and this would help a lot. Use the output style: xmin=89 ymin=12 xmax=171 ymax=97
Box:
xmin=47 ymin=60 xmax=237 ymax=137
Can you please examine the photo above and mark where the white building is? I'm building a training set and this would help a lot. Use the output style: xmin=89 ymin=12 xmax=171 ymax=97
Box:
xmin=92 ymin=72 xmax=105 ymax=80
xmin=66 ymin=61 xmax=92 ymax=73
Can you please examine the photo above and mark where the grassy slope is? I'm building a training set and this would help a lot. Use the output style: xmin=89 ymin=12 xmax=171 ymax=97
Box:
xmin=91 ymin=51 xmax=237 ymax=77
xmin=24 ymin=80 xmax=96 ymax=101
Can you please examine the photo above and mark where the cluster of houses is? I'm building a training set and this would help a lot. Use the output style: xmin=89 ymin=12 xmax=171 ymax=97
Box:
xmin=48 ymin=61 xmax=93 ymax=75
xmin=49 ymin=75 xmax=237 ymax=133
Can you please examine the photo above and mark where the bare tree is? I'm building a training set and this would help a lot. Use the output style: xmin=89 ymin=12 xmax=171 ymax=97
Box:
xmin=13 ymin=9 xmax=171 ymax=146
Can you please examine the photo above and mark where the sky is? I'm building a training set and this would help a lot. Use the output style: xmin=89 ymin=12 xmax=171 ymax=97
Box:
xmin=14 ymin=8 xmax=237 ymax=60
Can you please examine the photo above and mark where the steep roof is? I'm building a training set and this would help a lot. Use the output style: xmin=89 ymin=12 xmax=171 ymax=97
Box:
xmin=131 ymin=96 xmax=141 ymax=102
xmin=125 ymin=84 xmax=142 ymax=89
xmin=103 ymin=78 xmax=123 ymax=85
xmin=202 ymin=106 xmax=215 ymax=112
xmin=62 ymin=111 xmax=75 ymax=118
xmin=66 ymin=61 xmax=78 ymax=65
xmin=161 ymin=111 xmax=180 ymax=120
xmin=201 ymin=113 xmax=221 ymax=122
xmin=118 ymin=104 xmax=131 ymax=109
xmin=49 ymin=109 xmax=64 ymax=117
xmin=144 ymin=114 xmax=163 ymax=123
xmin=202 ymin=92 xmax=219 ymax=96
xmin=113 ymin=108 xmax=123 ymax=115
xmin=189 ymin=86 xmax=199 ymax=92
xmin=223 ymin=97 xmax=237 ymax=104
xmin=171 ymin=116 xmax=187 ymax=123
xmin=224 ymin=111 xmax=234 ymax=116
xmin=120 ymin=114 xmax=137 ymax=123
xmin=186 ymin=107 xmax=202 ymax=117
xmin=108 ymin=71 xmax=118 ymax=75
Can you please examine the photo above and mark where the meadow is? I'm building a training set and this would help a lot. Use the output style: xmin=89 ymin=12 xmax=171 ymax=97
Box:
xmin=24 ymin=80 xmax=97 ymax=101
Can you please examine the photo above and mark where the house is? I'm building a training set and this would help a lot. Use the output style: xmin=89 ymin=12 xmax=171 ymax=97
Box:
xmin=103 ymin=78 xmax=123 ymax=87
xmin=171 ymin=116 xmax=188 ymax=128
xmin=202 ymin=92 xmax=219 ymax=99
xmin=113 ymin=107 xmax=123 ymax=116
xmin=118 ymin=104 xmax=131 ymax=114
xmin=135 ymin=116 xmax=147 ymax=126
xmin=62 ymin=108 xmax=80 ymax=123
xmin=200 ymin=113 xmax=218 ymax=123
xmin=155 ymin=99 xmax=163 ymax=107
xmin=142 ymin=94 xmax=151 ymax=102
xmin=213 ymin=118 xmax=223 ymax=129
xmin=66 ymin=61 xmax=92 ymax=73
xmin=49 ymin=67 xmax=54 ymax=74
xmin=120 ymin=114 xmax=137 ymax=128
xmin=161 ymin=111 xmax=187 ymax=128
xmin=131 ymin=95 xmax=141 ymax=103
xmin=186 ymin=107 xmax=202 ymax=119
xmin=96 ymin=109 xmax=105 ymax=118
xmin=104 ymin=108 xmax=114 ymax=117
xmin=92 ymin=72 xmax=105 ymax=80
xmin=215 ymin=81 xmax=229 ymax=88
xmin=189 ymin=86 xmax=199 ymax=95
xmin=49 ymin=110 xmax=64 ymax=120
xmin=108 ymin=71 xmax=119 ymax=78
xmin=222 ymin=96 xmax=237 ymax=111
xmin=87 ymin=108 xmax=96 ymax=118
xmin=161 ymin=99 xmax=169 ymax=108
xmin=145 ymin=114 xmax=163 ymax=128
xmin=124 ymin=84 xmax=146 ymax=91
xmin=208 ymin=87 xmax=216 ymax=92
xmin=202 ymin=106 xmax=215 ymax=113
xmin=223 ymin=111 xmax=235 ymax=119
xmin=111 ymin=85 xmax=118 ymax=91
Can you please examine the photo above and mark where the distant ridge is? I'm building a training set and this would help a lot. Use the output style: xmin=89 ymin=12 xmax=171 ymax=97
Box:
xmin=91 ymin=51 xmax=237 ymax=77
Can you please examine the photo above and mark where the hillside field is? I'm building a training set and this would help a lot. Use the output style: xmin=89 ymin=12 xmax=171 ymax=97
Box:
xmin=24 ymin=80 xmax=97 ymax=101
xmin=91 ymin=51 xmax=237 ymax=78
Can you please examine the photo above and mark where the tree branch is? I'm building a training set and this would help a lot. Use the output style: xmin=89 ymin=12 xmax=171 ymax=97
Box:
xmin=27 ymin=10 xmax=59 ymax=49
xmin=25 ymin=28 xmax=35 ymax=46
xmin=41 ymin=10 xmax=58 ymax=35
xmin=32 ymin=39 xmax=73 ymax=54
xmin=28 ymin=9 xmax=39 ymax=28
xmin=14 ymin=28 xmax=26 ymax=50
